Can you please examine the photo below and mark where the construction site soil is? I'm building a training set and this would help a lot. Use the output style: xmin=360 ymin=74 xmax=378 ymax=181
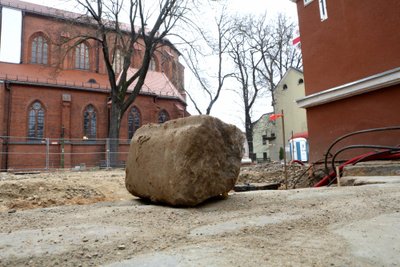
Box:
xmin=1 ymin=163 xmax=399 ymax=266
xmin=0 ymin=162 xmax=312 ymax=212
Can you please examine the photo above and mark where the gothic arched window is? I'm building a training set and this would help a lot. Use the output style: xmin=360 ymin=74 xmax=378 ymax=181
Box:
xmin=75 ymin=42 xmax=90 ymax=70
xmin=83 ymin=105 xmax=96 ymax=139
xmin=158 ymin=110 xmax=170 ymax=123
xmin=149 ymin=57 xmax=157 ymax=71
xmin=31 ymin=35 xmax=48 ymax=64
xmin=128 ymin=107 xmax=141 ymax=139
xmin=113 ymin=49 xmax=124 ymax=74
xmin=28 ymin=101 xmax=45 ymax=138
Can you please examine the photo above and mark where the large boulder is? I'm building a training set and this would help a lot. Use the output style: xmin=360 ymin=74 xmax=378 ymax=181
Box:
xmin=125 ymin=115 xmax=244 ymax=206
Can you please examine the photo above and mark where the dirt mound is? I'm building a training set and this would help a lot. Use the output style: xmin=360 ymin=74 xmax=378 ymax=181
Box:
xmin=1 ymin=181 xmax=106 ymax=210
xmin=238 ymin=162 xmax=315 ymax=189
xmin=0 ymin=170 xmax=131 ymax=212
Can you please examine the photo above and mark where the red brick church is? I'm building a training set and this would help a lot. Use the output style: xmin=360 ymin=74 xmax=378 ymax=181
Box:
xmin=0 ymin=0 xmax=188 ymax=170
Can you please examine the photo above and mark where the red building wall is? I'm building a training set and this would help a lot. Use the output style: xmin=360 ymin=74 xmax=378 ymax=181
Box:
xmin=0 ymin=3 xmax=188 ymax=170
xmin=20 ymin=13 xmax=184 ymax=85
xmin=306 ymin=85 xmax=400 ymax=161
xmin=298 ymin=0 xmax=400 ymax=95
xmin=295 ymin=0 xmax=400 ymax=162
xmin=0 ymin=83 xmax=6 ymax=136
xmin=2 ymin=83 xmax=184 ymax=169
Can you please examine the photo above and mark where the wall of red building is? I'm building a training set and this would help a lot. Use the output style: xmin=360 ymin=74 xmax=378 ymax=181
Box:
xmin=296 ymin=0 xmax=400 ymax=162
xmin=0 ymin=83 xmax=5 ymax=137
xmin=119 ymin=95 xmax=185 ymax=139
xmin=298 ymin=0 xmax=400 ymax=95
xmin=0 ymin=10 xmax=187 ymax=170
xmin=1 ymin=83 xmax=184 ymax=170
xmin=21 ymin=12 xmax=184 ymax=93
xmin=22 ymin=14 xmax=100 ymax=73
xmin=7 ymin=85 xmax=108 ymax=139
xmin=306 ymin=85 xmax=400 ymax=162
xmin=0 ymin=83 xmax=6 ymax=170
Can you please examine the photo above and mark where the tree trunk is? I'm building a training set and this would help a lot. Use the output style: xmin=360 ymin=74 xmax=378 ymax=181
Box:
xmin=245 ymin=112 xmax=254 ymax=161
xmin=108 ymin=102 xmax=122 ymax=167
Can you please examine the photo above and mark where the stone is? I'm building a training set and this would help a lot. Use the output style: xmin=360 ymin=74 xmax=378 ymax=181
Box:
xmin=125 ymin=115 xmax=244 ymax=206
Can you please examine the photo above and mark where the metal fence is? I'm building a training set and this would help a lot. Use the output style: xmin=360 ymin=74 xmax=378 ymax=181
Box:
xmin=0 ymin=136 xmax=131 ymax=172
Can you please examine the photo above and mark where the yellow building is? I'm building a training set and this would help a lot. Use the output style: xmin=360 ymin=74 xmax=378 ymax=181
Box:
xmin=269 ymin=68 xmax=307 ymax=161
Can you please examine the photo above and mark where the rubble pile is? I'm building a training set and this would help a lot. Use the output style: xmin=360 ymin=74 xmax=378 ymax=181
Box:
xmin=237 ymin=162 xmax=315 ymax=189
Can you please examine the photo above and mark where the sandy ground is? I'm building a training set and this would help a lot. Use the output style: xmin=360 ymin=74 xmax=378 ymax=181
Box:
xmin=0 ymin=163 xmax=311 ymax=212
xmin=0 ymin=167 xmax=400 ymax=266
xmin=0 ymin=170 xmax=131 ymax=212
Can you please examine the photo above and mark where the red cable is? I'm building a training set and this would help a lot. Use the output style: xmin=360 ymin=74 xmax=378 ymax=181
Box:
xmin=313 ymin=151 xmax=400 ymax=187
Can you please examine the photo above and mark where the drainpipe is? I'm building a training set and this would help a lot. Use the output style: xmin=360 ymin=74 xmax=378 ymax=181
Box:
xmin=60 ymin=127 xmax=65 ymax=169
xmin=4 ymin=82 xmax=12 ymax=171
xmin=20 ymin=11 xmax=25 ymax=64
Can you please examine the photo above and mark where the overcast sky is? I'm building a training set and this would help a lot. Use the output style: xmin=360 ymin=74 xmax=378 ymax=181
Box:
xmin=21 ymin=0 xmax=298 ymax=130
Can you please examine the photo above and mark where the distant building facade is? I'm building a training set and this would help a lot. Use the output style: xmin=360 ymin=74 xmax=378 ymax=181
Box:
xmin=0 ymin=0 xmax=187 ymax=170
xmin=252 ymin=68 xmax=307 ymax=162
xmin=291 ymin=0 xmax=400 ymax=162
xmin=270 ymin=68 xmax=307 ymax=161
xmin=252 ymin=113 xmax=273 ymax=162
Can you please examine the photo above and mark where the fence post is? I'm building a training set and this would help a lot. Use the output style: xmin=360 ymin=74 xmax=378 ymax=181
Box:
xmin=106 ymin=138 xmax=110 ymax=169
xmin=45 ymin=138 xmax=50 ymax=170
xmin=60 ymin=127 xmax=65 ymax=169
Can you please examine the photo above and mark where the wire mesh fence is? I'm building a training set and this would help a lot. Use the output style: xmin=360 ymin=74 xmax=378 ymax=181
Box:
xmin=0 ymin=136 xmax=131 ymax=172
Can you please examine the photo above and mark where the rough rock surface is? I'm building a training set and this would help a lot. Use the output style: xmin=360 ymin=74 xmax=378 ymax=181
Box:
xmin=125 ymin=115 xmax=244 ymax=206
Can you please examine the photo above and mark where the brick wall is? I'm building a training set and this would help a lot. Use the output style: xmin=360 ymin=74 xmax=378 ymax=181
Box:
xmin=21 ymin=13 xmax=183 ymax=86
xmin=0 ymin=83 xmax=186 ymax=170
xmin=0 ymin=8 xmax=187 ymax=170
xmin=297 ymin=0 xmax=400 ymax=95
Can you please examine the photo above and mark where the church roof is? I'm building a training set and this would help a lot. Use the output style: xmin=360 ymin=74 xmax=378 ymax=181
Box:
xmin=0 ymin=63 xmax=186 ymax=103
xmin=120 ymin=68 xmax=186 ymax=103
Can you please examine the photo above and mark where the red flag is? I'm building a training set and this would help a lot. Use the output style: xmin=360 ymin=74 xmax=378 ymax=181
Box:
xmin=292 ymin=36 xmax=301 ymax=46
xmin=269 ymin=114 xmax=283 ymax=121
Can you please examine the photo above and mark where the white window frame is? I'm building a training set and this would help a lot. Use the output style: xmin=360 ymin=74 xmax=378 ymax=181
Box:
xmin=304 ymin=0 xmax=313 ymax=6
xmin=319 ymin=0 xmax=328 ymax=21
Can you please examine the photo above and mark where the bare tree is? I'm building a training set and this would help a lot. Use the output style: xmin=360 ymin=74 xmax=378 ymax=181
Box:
xmin=226 ymin=16 xmax=264 ymax=159
xmin=227 ymin=14 xmax=302 ymax=159
xmin=66 ymin=0 xmax=194 ymax=165
xmin=249 ymin=14 xmax=302 ymax=111
xmin=181 ymin=6 xmax=233 ymax=115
